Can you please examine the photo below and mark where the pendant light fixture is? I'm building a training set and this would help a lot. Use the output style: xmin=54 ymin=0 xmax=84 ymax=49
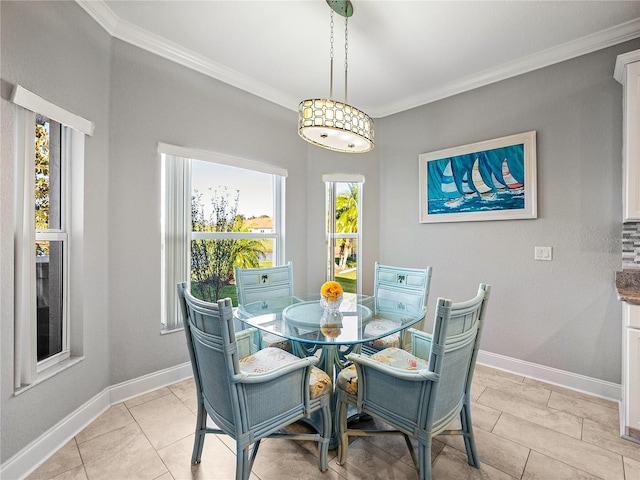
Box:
xmin=298 ymin=0 xmax=374 ymax=153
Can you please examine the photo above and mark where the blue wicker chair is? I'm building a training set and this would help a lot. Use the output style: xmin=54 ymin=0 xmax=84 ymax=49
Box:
xmin=336 ymin=284 xmax=491 ymax=480
xmin=363 ymin=263 xmax=432 ymax=354
xmin=234 ymin=262 xmax=295 ymax=304
xmin=234 ymin=262 xmax=296 ymax=351
xmin=177 ymin=283 xmax=332 ymax=480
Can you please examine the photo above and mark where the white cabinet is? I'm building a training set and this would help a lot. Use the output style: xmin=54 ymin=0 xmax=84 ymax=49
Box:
xmin=622 ymin=303 xmax=640 ymax=442
xmin=615 ymin=50 xmax=640 ymax=221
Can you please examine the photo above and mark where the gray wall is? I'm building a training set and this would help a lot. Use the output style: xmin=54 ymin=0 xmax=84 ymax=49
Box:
xmin=376 ymin=39 xmax=640 ymax=383
xmin=2 ymin=0 xmax=639 ymax=466
xmin=106 ymin=38 xmax=314 ymax=384
xmin=105 ymin=39 xmax=382 ymax=384
xmin=1 ymin=1 xmax=112 ymax=464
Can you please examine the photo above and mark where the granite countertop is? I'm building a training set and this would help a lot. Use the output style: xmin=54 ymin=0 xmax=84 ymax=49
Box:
xmin=616 ymin=270 xmax=640 ymax=304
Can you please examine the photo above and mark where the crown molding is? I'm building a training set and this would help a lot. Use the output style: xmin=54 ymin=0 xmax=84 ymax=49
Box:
xmin=76 ymin=1 xmax=640 ymax=118
xmin=75 ymin=0 xmax=119 ymax=34
xmin=373 ymin=17 xmax=640 ymax=118
xmin=75 ymin=0 xmax=299 ymax=110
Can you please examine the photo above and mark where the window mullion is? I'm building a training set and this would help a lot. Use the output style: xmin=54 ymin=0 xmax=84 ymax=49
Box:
xmin=327 ymin=233 xmax=359 ymax=239
xmin=191 ymin=231 xmax=277 ymax=240
xmin=35 ymin=231 xmax=68 ymax=241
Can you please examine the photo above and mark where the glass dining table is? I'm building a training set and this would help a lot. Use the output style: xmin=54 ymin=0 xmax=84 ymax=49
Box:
xmin=235 ymin=293 xmax=425 ymax=377
xmin=234 ymin=293 xmax=427 ymax=447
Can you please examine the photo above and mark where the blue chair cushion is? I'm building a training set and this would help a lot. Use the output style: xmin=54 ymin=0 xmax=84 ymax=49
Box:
xmin=337 ymin=347 xmax=429 ymax=395
xmin=240 ymin=347 xmax=332 ymax=399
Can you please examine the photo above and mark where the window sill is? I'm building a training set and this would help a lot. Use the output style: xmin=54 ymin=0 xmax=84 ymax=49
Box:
xmin=14 ymin=356 xmax=85 ymax=396
xmin=161 ymin=326 xmax=184 ymax=335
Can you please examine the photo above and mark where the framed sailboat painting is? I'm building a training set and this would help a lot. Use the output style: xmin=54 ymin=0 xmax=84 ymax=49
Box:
xmin=419 ymin=131 xmax=537 ymax=223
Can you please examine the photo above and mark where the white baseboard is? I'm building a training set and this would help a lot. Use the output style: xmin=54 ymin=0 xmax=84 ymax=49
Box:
xmin=0 ymin=362 xmax=193 ymax=480
xmin=109 ymin=362 xmax=193 ymax=404
xmin=477 ymin=350 xmax=622 ymax=402
xmin=0 ymin=389 xmax=111 ymax=480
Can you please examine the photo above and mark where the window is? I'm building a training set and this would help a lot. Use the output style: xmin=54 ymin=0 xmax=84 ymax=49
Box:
xmin=323 ymin=174 xmax=364 ymax=295
xmin=160 ymin=144 xmax=286 ymax=332
xmin=34 ymin=115 xmax=68 ymax=368
xmin=13 ymin=86 xmax=92 ymax=389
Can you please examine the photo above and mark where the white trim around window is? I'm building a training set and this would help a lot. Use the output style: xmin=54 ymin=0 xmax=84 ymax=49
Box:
xmin=11 ymin=85 xmax=94 ymax=136
xmin=159 ymin=143 xmax=287 ymax=332
xmin=322 ymin=173 xmax=365 ymax=184
xmin=158 ymin=143 xmax=287 ymax=177
xmin=12 ymin=86 xmax=90 ymax=391
xmin=324 ymin=174 xmax=364 ymax=295
xmin=160 ymin=152 xmax=190 ymax=333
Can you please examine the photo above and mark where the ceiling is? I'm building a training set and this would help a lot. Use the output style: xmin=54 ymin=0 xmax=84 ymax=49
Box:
xmin=77 ymin=1 xmax=640 ymax=118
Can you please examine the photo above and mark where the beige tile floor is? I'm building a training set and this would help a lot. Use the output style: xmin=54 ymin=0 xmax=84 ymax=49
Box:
xmin=27 ymin=364 xmax=640 ymax=480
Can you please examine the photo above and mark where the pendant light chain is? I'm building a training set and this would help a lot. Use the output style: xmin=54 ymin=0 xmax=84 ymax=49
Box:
xmin=329 ymin=11 xmax=334 ymax=100
xmin=328 ymin=9 xmax=351 ymax=104
xmin=344 ymin=15 xmax=349 ymax=104
xmin=297 ymin=0 xmax=374 ymax=153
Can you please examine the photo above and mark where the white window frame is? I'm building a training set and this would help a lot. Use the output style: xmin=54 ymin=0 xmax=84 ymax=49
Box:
xmin=323 ymin=174 xmax=364 ymax=295
xmin=12 ymin=85 xmax=93 ymax=390
xmin=160 ymin=143 xmax=287 ymax=332
xmin=34 ymin=120 xmax=71 ymax=372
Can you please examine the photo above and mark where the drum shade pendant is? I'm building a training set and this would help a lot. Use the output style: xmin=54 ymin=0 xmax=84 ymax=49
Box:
xmin=298 ymin=0 xmax=374 ymax=153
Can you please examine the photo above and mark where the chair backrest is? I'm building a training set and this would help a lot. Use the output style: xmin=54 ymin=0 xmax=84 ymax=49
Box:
xmin=427 ymin=283 xmax=491 ymax=430
xmin=177 ymin=282 xmax=241 ymax=434
xmin=373 ymin=262 xmax=432 ymax=313
xmin=234 ymin=262 xmax=294 ymax=305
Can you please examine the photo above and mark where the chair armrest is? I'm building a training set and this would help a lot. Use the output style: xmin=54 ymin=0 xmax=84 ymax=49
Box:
xmin=235 ymin=328 xmax=258 ymax=358
xmin=346 ymin=352 xmax=437 ymax=382
xmin=232 ymin=355 xmax=319 ymax=384
xmin=408 ymin=328 xmax=432 ymax=360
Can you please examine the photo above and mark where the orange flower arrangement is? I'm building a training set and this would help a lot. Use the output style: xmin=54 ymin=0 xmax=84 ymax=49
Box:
xmin=320 ymin=281 xmax=343 ymax=301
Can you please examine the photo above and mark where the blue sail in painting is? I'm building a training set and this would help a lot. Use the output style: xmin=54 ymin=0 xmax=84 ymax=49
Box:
xmin=441 ymin=161 xmax=464 ymax=207
xmin=427 ymin=143 xmax=526 ymax=215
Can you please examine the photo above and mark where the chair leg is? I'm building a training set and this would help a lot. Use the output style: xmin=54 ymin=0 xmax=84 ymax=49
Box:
xmin=317 ymin=403 xmax=331 ymax=471
xmin=237 ymin=445 xmax=251 ymax=480
xmin=336 ymin=398 xmax=349 ymax=465
xmin=460 ymin=403 xmax=480 ymax=468
xmin=417 ymin=435 xmax=432 ymax=480
xmin=191 ymin=402 xmax=207 ymax=464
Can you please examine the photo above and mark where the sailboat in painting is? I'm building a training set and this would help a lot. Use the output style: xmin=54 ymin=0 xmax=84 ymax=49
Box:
xmin=472 ymin=158 xmax=496 ymax=200
xmin=460 ymin=169 xmax=475 ymax=198
xmin=490 ymin=170 xmax=507 ymax=192
xmin=441 ymin=161 xmax=464 ymax=207
xmin=501 ymin=158 xmax=524 ymax=193
xmin=423 ymin=132 xmax=533 ymax=220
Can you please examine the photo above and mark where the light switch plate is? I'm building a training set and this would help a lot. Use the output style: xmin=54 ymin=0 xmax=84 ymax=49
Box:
xmin=534 ymin=246 xmax=553 ymax=261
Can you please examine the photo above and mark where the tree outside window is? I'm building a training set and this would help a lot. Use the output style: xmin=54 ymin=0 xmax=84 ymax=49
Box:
xmin=326 ymin=180 xmax=363 ymax=294
xmin=190 ymin=187 xmax=266 ymax=303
